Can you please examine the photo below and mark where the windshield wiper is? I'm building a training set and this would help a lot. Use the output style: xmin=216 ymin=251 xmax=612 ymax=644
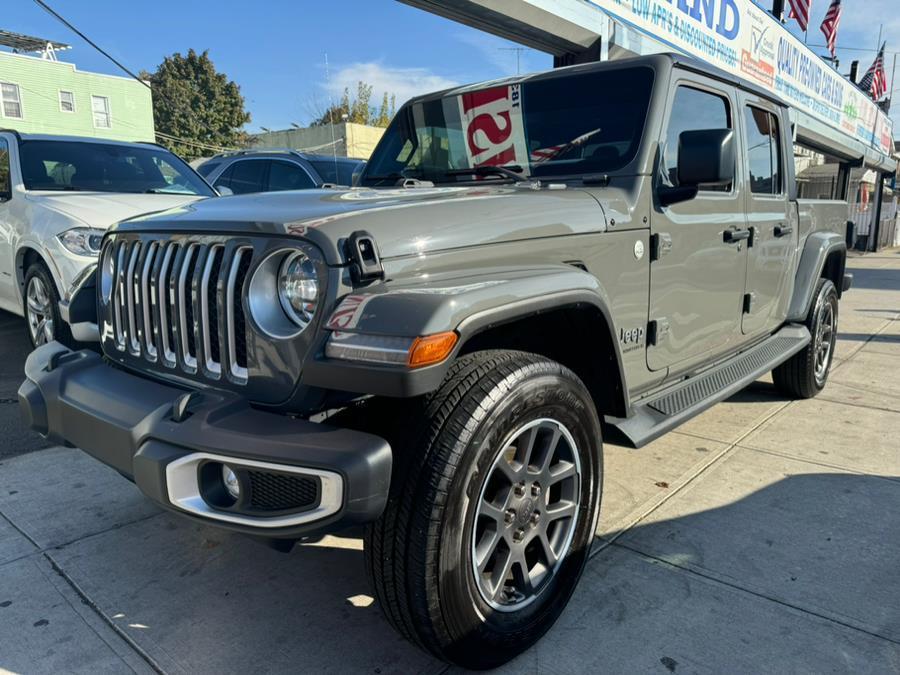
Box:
xmin=145 ymin=188 xmax=191 ymax=194
xmin=444 ymin=165 xmax=528 ymax=181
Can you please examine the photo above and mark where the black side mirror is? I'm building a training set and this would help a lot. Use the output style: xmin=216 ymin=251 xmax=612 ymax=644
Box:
xmin=660 ymin=128 xmax=735 ymax=206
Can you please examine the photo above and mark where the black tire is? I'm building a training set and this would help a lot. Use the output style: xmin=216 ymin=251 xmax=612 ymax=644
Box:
xmin=364 ymin=350 xmax=603 ymax=669
xmin=773 ymin=278 xmax=838 ymax=398
xmin=23 ymin=262 xmax=73 ymax=349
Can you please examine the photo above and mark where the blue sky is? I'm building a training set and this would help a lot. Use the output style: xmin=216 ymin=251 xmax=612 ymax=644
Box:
xmin=2 ymin=0 xmax=551 ymax=132
xmin=2 ymin=0 xmax=897 ymax=130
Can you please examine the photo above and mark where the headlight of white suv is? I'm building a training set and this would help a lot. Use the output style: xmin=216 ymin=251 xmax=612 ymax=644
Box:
xmin=58 ymin=227 xmax=104 ymax=256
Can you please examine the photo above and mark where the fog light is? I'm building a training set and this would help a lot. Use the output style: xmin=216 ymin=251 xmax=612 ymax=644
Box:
xmin=222 ymin=465 xmax=241 ymax=500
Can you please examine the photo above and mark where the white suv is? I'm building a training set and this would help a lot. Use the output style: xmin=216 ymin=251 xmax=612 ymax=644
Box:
xmin=0 ymin=131 xmax=216 ymax=346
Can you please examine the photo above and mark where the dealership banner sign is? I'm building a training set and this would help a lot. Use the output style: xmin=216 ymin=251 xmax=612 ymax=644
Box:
xmin=588 ymin=0 xmax=894 ymax=155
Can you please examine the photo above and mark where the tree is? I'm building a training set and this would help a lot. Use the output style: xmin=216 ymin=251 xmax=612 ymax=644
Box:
xmin=311 ymin=81 xmax=396 ymax=128
xmin=142 ymin=49 xmax=251 ymax=160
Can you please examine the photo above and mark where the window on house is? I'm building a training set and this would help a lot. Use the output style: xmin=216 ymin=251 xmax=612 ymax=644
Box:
xmin=59 ymin=91 xmax=75 ymax=113
xmin=1 ymin=83 xmax=23 ymax=119
xmin=91 ymin=95 xmax=111 ymax=128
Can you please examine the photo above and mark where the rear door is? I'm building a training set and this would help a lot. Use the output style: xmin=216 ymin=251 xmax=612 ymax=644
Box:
xmin=738 ymin=96 xmax=794 ymax=335
xmin=266 ymin=159 xmax=317 ymax=191
xmin=215 ymin=159 xmax=267 ymax=195
xmin=647 ymin=78 xmax=749 ymax=372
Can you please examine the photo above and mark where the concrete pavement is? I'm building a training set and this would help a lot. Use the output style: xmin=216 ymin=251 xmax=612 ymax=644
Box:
xmin=0 ymin=251 xmax=898 ymax=674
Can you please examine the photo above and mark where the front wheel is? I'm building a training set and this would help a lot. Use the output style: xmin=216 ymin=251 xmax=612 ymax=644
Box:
xmin=23 ymin=263 xmax=71 ymax=348
xmin=364 ymin=350 xmax=602 ymax=669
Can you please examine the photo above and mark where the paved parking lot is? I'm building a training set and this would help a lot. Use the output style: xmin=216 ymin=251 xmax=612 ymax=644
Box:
xmin=1 ymin=251 xmax=898 ymax=674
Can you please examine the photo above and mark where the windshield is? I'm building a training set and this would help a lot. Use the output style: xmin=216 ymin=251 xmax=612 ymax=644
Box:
xmin=19 ymin=140 xmax=215 ymax=196
xmin=361 ymin=67 xmax=654 ymax=186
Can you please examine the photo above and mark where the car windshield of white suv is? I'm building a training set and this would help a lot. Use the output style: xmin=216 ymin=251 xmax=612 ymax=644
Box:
xmin=361 ymin=66 xmax=654 ymax=187
xmin=19 ymin=140 xmax=215 ymax=196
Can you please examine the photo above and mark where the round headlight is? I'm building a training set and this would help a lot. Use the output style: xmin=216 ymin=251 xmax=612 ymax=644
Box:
xmin=278 ymin=251 xmax=318 ymax=329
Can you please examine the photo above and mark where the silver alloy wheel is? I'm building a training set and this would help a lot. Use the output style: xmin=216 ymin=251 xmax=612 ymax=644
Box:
xmin=814 ymin=301 xmax=835 ymax=384
xmin=471 ymin=418 xmax=582 ymax=612
xmin=26 ymin=276 xmax=55 ymax=346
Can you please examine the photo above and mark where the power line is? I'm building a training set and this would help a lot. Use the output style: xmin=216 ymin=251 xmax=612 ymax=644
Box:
xmin=31 ymin=0 xmax=150 ymax=88
xmin=31 ymin=0 xmax=249 ymax=156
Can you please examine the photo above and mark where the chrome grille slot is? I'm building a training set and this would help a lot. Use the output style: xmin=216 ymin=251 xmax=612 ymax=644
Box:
xmin=199 ymin=245 xmax=224 ymax=376
xmin=175 ymin=244 xmax=199 ymax=372
xmin=226 ymin=247 xmax=252 ymax=383
xmin=106 ymin=236 xmax=255 ymax=386
xmin=125 ymin=242 xmax=142 ymax=355
xmin=112 ymin=241 xmax=127 ymax=351
xmin=140 ymin=242 xmax=158 ymax=361
xmin=154 ymin=242 xmax=178 ymax=367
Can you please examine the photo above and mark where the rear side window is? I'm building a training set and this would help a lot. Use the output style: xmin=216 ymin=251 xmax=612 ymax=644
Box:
xmin=0 ymin=137 xmax=10 ymax=198
xmin=311 ymin=160 xmax=359 ymax=185
xmin=196 ymin=161 xmax=221 ymax=178
xmin=267 ymin=160 xmax=316 ymax=191
xmin=744 ymin=106 xmax=782 ymax=195
xmin=663 ymin=86 xmax=732 ymax=191
xmin=219 ymin=160 xmax=266 ymax=194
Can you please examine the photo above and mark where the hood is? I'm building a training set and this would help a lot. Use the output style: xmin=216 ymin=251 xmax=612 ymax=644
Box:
xmin=119 ymin=186 xmax=608 ymax=263
xmin=28 ymin=191 xmax=204 ymax=229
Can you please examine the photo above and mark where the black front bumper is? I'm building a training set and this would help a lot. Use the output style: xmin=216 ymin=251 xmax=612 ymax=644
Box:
xmin=18 ymin=343 xmax=392 ymax=539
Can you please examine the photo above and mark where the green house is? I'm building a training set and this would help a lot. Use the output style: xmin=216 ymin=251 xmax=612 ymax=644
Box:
xmin=0 ymin=32 xmax=154 ymax=142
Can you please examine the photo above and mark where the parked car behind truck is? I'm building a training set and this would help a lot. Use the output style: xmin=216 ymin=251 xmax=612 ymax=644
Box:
xmin=0 ymin=131 xmax=216 ymax=346
xmin=197 ymin=149 xmax=366 ymax=194
xmin=20 ymin=54 xmax=853 ymax=668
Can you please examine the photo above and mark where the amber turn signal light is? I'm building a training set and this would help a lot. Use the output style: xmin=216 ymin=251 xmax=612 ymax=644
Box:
xmin=408 ymin=332 xmax=458 ymax=368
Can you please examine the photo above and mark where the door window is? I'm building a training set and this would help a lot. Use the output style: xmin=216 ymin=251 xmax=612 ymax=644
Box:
xmin=267 ymin=160 xmax=316 ymax=191
xmin=0 ymin=137 xmax=10 ymax=199
xmin=744 ymin=106 xmax=782 ymax=195
xmin=663 ymin=86 xmax=732 ymax=191
xmin=221 ymin=160 xmax=266 ymax=194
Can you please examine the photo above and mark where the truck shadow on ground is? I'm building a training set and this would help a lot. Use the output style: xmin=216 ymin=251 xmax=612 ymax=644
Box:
xmin=60 ymin=471 xmax=897 ymax=672
xmin=846 ymin=267 xmax=900 ymax=291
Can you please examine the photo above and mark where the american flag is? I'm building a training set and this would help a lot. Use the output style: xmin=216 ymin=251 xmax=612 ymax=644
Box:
xmin=787 ymin=0 xmax=811 ymax=32
xmin=859 ymin=43 xmax=888 ymax=100
xmin=819 ymin=0 xmax=842 ymax=57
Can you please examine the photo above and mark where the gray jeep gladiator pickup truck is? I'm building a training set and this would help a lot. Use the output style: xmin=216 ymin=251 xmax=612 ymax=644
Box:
xmin=19 ymin=54 xmax=851 ymax=668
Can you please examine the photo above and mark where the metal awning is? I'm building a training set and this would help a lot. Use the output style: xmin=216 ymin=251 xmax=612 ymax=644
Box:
xmin=0 ymin=29 xmax=70 ymax=54
xmin=403 ymin=0 xmax=896 ymax=172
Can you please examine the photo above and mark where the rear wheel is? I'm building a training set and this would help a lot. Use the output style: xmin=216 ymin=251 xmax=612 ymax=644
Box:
xmin=364 ymin=350 xmax=602 ymax=669
xmin=773 ymin=278 xmax=838 ymax=398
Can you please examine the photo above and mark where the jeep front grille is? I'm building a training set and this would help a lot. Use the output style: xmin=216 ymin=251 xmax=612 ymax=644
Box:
xmin=108 ymin=239 xmax=252 ymax=383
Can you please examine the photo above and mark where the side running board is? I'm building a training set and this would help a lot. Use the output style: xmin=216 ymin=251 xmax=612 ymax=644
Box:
xmin=607 ymin=325 xmax=810 ymax=448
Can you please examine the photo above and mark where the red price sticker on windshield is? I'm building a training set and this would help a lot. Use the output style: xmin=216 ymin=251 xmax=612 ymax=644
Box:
xmin=458 ymin=84 xmax=528 ymax=169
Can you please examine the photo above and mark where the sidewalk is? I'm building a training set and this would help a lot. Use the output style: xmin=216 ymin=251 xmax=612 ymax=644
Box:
xmin=1 ymin=252 xmax=898 ymax=674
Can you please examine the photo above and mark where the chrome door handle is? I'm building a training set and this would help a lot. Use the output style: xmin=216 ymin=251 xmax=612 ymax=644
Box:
xmin=774 ymin=224 xmax=793 ymax=237
xmin=723 ymin=229 xmax=751 ymax=243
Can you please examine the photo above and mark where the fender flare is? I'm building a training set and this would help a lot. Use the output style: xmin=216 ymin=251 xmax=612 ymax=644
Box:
xmin=787 ymin=232 xmax=846 ymax=322
xmin=301 ymin=266 xmax=628 ymax=407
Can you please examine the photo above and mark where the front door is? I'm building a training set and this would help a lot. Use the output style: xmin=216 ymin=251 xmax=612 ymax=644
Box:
xmin=648 ymin=80 xmax=749 ymax=372
xmin=738 ymin=96 xmax=795 ymax=335
xmin=0 ymin=135 xmax=15 ymax=308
